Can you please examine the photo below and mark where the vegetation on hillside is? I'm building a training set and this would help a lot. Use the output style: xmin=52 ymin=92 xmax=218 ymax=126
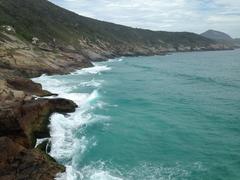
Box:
xmin=0 ymin=0 xmax=214 ymax=51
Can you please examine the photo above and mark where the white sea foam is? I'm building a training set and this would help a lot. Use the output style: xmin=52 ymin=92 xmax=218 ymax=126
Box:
xmin=59 ymin=161 xmax=197 ymax=180
xmin=80 ymin=79 xmax=103 ymax=88
xmin=86 ymin=169 xmax=122 ymax=180
xmin=33 ymin=75 xmax=74 ymax=94
xmin=56 ymin=166 xmax=83 ymax=180
xmin=55 ymin=161 xmax=203 ymax=180
xmin=33 ymin=73 xmax=114 ymax=180
xmin=33 ymin=65 xmax=201 ymax=180
xmin=35 ymin=138 xmax=49 ymax=148
xmin=60 ymin=93 xmax=89 ymax=106
xmin=57 ymin=165 xmax=122 ymax=180
xmin=48 ymin=89 xmax=104 ymax=161
xmin=107 ymin=58 xmax=124 ymax=63
xmin=32 ymin=63 xmax=125 ymax=180
xmin=56 ymin=164 xmax=123 ymax=180
xmin=71 ymin=64 xmax=111 ymax=75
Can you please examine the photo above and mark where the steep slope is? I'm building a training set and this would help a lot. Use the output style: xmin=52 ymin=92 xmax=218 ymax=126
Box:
xmin=0 ymin=0 xmax=230 ymax=60
xmin=0 ymin=26 xmax=85 ymax=179
xmin=0 ymin=25 xmax=92 ymax=80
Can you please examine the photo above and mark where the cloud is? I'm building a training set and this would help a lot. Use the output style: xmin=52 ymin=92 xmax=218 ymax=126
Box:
xmin=49 ymin=0 xmax=240 ymax=37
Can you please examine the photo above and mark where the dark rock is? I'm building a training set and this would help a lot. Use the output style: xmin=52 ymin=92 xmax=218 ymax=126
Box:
xmin=0 ymin=97 xmax=76 ymax=179
xmin=6 ymin=77 xmax=53 ymax=97
xmin=0 ymin=137 xmax=65 ymax=180
xmin=0 ymin=98 xmax=77 ymax=148
xmin=36 ymin=139 xmax=51 ymax=154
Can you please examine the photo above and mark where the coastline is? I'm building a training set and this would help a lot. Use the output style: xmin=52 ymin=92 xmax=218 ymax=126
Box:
xmin=0 ymin=48 xmax=236 ymax=179
xmin=33 ymin=49 xmax=238 ymax=176
xmin=0 ymin=0 xmax=239 ymax=178
xmin=31 ymin=49 xmax=240 ymax=179
xmin=0 ymin=30 xmax=236 ymax=179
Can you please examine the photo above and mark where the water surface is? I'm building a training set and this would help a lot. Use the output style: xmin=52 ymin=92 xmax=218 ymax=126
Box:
xmin=34 ymin=49 xmax=240 ymax=180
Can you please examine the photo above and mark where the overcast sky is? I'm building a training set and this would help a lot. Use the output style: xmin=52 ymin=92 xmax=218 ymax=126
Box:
xmin=49 ymin=0 xmax=240 ymax=38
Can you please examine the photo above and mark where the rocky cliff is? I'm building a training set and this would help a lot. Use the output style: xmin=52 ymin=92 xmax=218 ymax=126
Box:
xmin=0 ymin=27 xmax=88 ymax=179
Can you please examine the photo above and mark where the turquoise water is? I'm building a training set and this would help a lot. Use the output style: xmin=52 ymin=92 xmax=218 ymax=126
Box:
xmin=34 ymin=49 xmax=240 ymax=180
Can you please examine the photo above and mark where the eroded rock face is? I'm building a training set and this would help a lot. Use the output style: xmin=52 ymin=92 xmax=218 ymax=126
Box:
xmin=0 ymin=29 xmax=87 ymax=179
xmin=0 ymin=78 xmax=54 ymax=105
xmin=0 ymin=29 xmax=93 ymax=80
xmin=0 ymin=78 xmax=77 ymax=179
xmin=0 ymin=98 xmax=76 ymax=179
xmin=0 ymin=137 xmax=65 ymax=180
xmin=0 ymin=98 xmax=77 ymax=148
xmin=6 ymin=77 xmax=53 ymax=97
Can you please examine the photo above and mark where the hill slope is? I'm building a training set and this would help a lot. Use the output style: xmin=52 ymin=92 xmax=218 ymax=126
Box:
xmin=201 ymin=30 xmax=233 ymax=41
xmin=201 ymin=30 xmax=239 ymax=48
xmin=0 ymin=0 xmax=230 ymax=60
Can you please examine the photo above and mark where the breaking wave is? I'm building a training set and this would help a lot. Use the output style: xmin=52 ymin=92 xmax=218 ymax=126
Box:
xmin=71 ymin=64 xmax=111 ymax=75
xmin=33 ymin=63 xmax=121 ymax=180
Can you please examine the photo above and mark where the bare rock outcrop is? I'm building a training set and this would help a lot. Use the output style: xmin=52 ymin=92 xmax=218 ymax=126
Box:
xmin=0 ymin=137 xmax=65 ymax=180
xmin=0 ymin=98 xmax=77 ymax=147
xmin=0 ymin=97 xmax=77 ymax=179
xmin=0 ymin=30 xmax=84 ymax=179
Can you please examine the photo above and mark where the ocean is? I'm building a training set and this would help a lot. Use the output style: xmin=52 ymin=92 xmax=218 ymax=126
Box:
xmin=33 ymin=49 xmax=240 ymax=180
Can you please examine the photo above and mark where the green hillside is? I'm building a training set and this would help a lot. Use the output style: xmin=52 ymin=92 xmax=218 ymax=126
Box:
xmin=0 ymin=0 xmax=232 ymax=59
xmin=0 ymin=0 xmax=218 ymax=55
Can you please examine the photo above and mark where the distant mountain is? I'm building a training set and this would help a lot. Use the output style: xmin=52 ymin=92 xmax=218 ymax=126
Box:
xmin=201 ymin=30 xmax=233 ymax=41
xmin=201 ymin=30 xmax=240 ymax=48
xmin=0 ymin=0 xmax=231 ymax=61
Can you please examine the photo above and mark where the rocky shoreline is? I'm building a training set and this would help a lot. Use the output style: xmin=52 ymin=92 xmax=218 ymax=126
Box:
xmin=0 ymin=24 xmax=235 ymax=179
xmin=0 ymin=98 xmax=76 ymax=179
xmin=0 ymin=27 xmax=94 ymax=179
xmin=0 ymin=74 xmax=80 ymax=177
